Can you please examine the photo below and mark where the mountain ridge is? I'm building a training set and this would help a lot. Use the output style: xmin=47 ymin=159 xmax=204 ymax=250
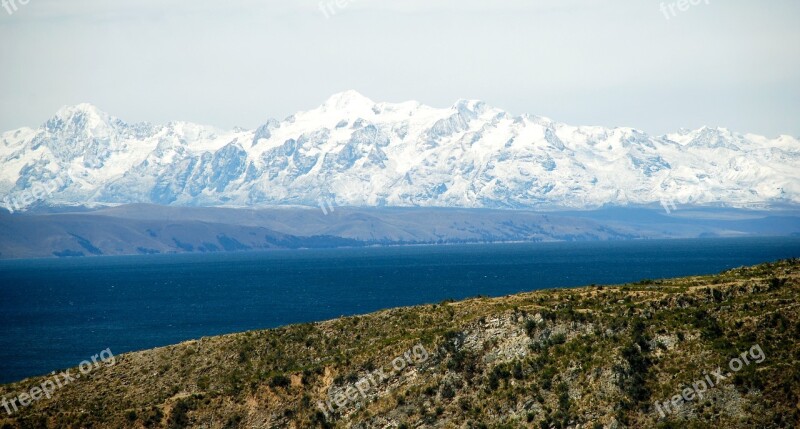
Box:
xmin=2 ymin=205 xmax=798 ymax=260
xmin=2 ymin=91 xmax=799 ymax=212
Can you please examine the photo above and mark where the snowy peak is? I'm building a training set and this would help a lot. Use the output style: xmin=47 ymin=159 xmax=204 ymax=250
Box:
xmin=452 ymin=99 xmax=489 ymax=114
xmin=53 ymin=102 xmax=107 ymax=119
xmin=1 ymin=92 xmax=798 ymax=212
xmin=45 ymin=103 xmax=124 ymax=138
xmin=320 ymin=90 xmax=375 ymax=111
xmin=664 ymin=126 xmax=746 ymax=150
xmin=50 ymin=103 xmax=115 ymax=126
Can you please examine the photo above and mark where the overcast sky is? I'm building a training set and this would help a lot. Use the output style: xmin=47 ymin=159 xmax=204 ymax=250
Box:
xmin=1 ymin=0 xmax=798 ymax=137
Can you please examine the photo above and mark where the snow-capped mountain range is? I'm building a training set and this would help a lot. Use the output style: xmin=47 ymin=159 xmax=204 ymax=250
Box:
xmin=1 ymin=91 xmax=798 ymax=212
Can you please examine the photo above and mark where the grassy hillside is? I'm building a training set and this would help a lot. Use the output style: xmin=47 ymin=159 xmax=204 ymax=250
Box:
xmin=1 ymin=259 xmax=799 ymax=428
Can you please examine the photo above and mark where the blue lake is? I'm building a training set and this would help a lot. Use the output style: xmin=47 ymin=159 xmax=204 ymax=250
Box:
xmin=1 ymin=237 xmax=799 ymax=384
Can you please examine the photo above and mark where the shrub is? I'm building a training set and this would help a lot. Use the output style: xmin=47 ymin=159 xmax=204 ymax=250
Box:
xmin=270 ymin=374 xmax=291 ymax=388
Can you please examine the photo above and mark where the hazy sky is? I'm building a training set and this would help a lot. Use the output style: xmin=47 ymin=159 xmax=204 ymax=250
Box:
xmin=1 ymin=0 xmax=798 ymax=137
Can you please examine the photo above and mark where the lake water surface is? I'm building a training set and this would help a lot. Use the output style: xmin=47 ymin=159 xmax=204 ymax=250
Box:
xmin=1 ymin=237 xmax=799 ymax=384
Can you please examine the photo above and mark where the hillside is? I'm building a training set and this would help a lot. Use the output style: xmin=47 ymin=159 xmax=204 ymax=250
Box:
xmin=3 ymin=205 xmax=799 ymax=260
xmin=1 ymin=259 xmax=799 ymax=428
